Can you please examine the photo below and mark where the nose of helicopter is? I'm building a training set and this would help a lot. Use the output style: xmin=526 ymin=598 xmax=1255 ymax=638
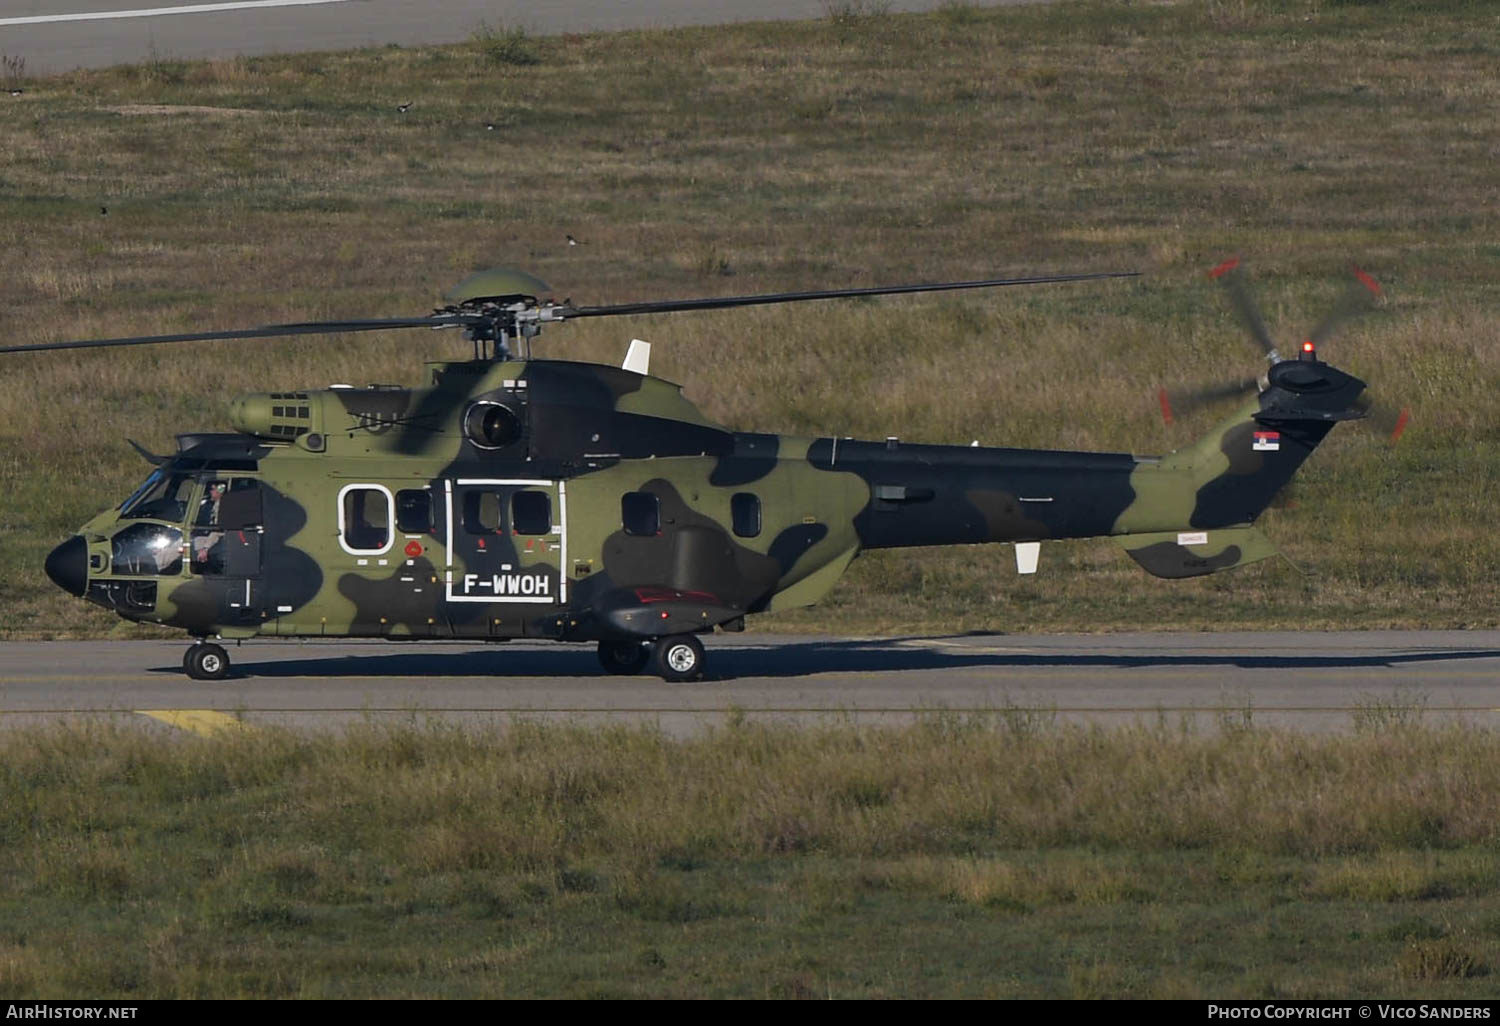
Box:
xmin=44 ymin=535 xmax=88 ymax=597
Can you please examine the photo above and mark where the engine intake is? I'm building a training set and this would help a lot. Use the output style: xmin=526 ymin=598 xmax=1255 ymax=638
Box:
xmin=229 ymin=392 xmax=321 ymax=440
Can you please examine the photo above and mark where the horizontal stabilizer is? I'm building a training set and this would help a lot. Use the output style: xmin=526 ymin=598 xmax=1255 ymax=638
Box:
xmin=1113 ymin=526 xmax=1278 ymax=580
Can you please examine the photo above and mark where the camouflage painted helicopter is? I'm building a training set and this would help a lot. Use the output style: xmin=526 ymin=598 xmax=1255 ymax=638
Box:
xmin=8 ymin=262 xmax=1387 ymax=681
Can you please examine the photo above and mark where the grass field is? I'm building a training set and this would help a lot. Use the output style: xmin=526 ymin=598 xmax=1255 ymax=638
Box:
xmin=3 ymin=715 xmax=1499 ymax=998
xmin=0 ymin=0 xmax=1497 ymax=641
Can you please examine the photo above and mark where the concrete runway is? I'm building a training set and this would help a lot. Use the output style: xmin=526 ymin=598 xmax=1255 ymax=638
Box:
xmin=2 ymin=631 xmax=1499 ymax=734
xmin=1 ymin=0 xmax=1033 ymax=74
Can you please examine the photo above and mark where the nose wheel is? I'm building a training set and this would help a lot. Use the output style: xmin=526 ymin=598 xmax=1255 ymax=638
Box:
xmin=183 ymin=642 xmax=230 ymax=681
xmin=652 ymin=634 xmax=705 ymax=682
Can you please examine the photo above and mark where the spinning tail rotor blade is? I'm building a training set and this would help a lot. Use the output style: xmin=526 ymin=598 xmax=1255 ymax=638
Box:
xmin=1306 ymin=266 xmax=1382 ymax=348
xmin=1209 ymin=257 xmax=1279 ymax=362
xmin=1356 ymin=392 xmax=1412 ymax=445
xmin=1158 ymin=377 xmax=1261 ymax=424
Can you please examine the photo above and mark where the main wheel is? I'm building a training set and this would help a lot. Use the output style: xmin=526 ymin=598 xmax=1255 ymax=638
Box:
xmin=597 ymin=639 xmax=650 ymax=676
xmin=652 ymin=634 xmax=705 ymax=683
xmin=184 ymin=642 xmax=230 ymax=681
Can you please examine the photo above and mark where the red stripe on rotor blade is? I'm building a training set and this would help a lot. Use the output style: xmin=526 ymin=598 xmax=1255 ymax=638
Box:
xmin=1390 ymin=407 xmax=1411 ymax=444
xmin=1353 ymin=266 xmax=1382 ymax=297
xmin=1157 ymin=387 xmax=1174 ymax=425
xmin=1208 ymin=257 xmax=1240 ymax=279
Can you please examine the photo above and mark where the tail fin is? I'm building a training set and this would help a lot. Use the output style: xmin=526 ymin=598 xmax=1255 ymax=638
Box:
xmin=1113 ymin=356 xmax=1367 ymax=579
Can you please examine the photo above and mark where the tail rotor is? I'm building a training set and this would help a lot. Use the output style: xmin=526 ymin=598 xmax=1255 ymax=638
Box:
xmin=1158 ymin=259 xmax=1410 ymax=445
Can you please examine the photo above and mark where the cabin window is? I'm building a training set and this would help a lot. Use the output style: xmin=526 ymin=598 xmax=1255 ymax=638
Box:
xmin=731 ymin=493 xmax=761 ymax=538
xmin=396 ymin=489 xmax=433 ymax=533
xmin=512 ymin=491 xmax=552 ymax=536
xmin=339 ymin=485 xmax=394 ymax=553
xmin=111 ymin=523 xmax=183 ymax=577
xmin=622 ymin=492 xmax=660 ymax=536
xmin=463 ymin=491 xmax=504 ymax=534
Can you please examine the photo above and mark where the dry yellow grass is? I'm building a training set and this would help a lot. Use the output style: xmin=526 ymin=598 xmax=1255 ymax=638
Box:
xmin=4 ymin=717 xmax=1500 ymax=996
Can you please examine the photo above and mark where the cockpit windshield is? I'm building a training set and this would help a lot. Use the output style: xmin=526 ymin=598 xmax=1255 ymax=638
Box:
xmin=119 ymin=470 xmax=196 ymax=522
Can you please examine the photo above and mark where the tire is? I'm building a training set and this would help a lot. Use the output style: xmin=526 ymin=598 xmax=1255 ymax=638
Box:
xmin=597 ymin=639 xmax=650 ymax=676
xmin=652 ymin=634 xmax=705 ymax=683
xmin=184 ymin=642 xmax=230 ymax=681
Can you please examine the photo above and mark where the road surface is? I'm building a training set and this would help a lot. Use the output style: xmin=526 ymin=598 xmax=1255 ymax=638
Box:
xmin=2 ymin=630 xmax=1496 ymax=734
xmin=1 ymin=1 xmax=1035 ymax=74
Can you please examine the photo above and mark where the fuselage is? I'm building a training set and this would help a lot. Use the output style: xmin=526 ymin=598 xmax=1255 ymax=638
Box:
xmin=46 ymin=357 xmax=1209 ymax=643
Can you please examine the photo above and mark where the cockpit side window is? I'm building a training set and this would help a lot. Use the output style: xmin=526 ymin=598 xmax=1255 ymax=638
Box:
xmin=195 ymin=478 xmax=262 ymax=529
xmin=120 ymin=471 xmax=195 ymax=522
xmin=119 ymin=469 xmax=165 ymax=514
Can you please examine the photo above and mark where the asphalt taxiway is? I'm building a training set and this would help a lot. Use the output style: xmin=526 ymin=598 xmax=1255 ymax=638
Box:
xmin=2 ymin=1 xmax=1036 ymax=74
xmin=2 ymin=631 xmax=1497 ymax=734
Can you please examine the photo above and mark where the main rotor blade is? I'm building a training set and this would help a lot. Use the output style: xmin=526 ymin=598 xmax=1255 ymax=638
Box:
xmin=558 ymin=271 xmax=1140 ymax=320
xmin=1208 ymin=257 xmax=1279 ymax=361
xmin=0 ymin=315 xmax=485 ymax=355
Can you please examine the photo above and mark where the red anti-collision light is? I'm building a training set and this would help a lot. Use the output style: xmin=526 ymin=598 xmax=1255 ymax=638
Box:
xmin=1302 ymin=340 xmax=1316 ymax=354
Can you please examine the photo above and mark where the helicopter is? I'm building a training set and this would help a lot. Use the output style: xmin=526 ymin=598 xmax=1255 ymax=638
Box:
xmin=7 ymin=261 xmax=1386 ymax=682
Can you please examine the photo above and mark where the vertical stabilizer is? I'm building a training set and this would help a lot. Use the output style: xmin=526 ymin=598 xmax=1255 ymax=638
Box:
xmin=1112 ymin=355 xmax=1367 ymax=577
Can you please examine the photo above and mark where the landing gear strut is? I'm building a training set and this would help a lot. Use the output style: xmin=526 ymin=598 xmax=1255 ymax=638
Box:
xmin=597 ymin=639 xmax=650 ymax=676
xmin=652 ymin=634 xmax=705 ymax=682
xmin=183 ymin=641 xmax=230 ymax=681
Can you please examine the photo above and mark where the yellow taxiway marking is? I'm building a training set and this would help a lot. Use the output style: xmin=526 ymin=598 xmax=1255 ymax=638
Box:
xmin=136 ymin=709 xmax=250 ymax=737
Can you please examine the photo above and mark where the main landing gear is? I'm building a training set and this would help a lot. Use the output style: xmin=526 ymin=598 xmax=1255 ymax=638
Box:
xmin=597 ymin=639 xmax=650 ymax=676
xmin=184 ymin=641 xmax=230 ymax=681
xmin=652 ymin=634 xmax=705 ymax=682
xmin=596 ymin=635 xmax=706 ymax=682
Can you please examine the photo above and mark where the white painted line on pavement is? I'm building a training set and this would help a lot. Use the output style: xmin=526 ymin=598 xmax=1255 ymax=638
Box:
xmin=0 ymin=0 xmax=350 ymax=28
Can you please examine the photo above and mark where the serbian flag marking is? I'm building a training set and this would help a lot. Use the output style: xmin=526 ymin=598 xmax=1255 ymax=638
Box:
xmin=1252 ymin=430 xmax=1280 ymax=452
